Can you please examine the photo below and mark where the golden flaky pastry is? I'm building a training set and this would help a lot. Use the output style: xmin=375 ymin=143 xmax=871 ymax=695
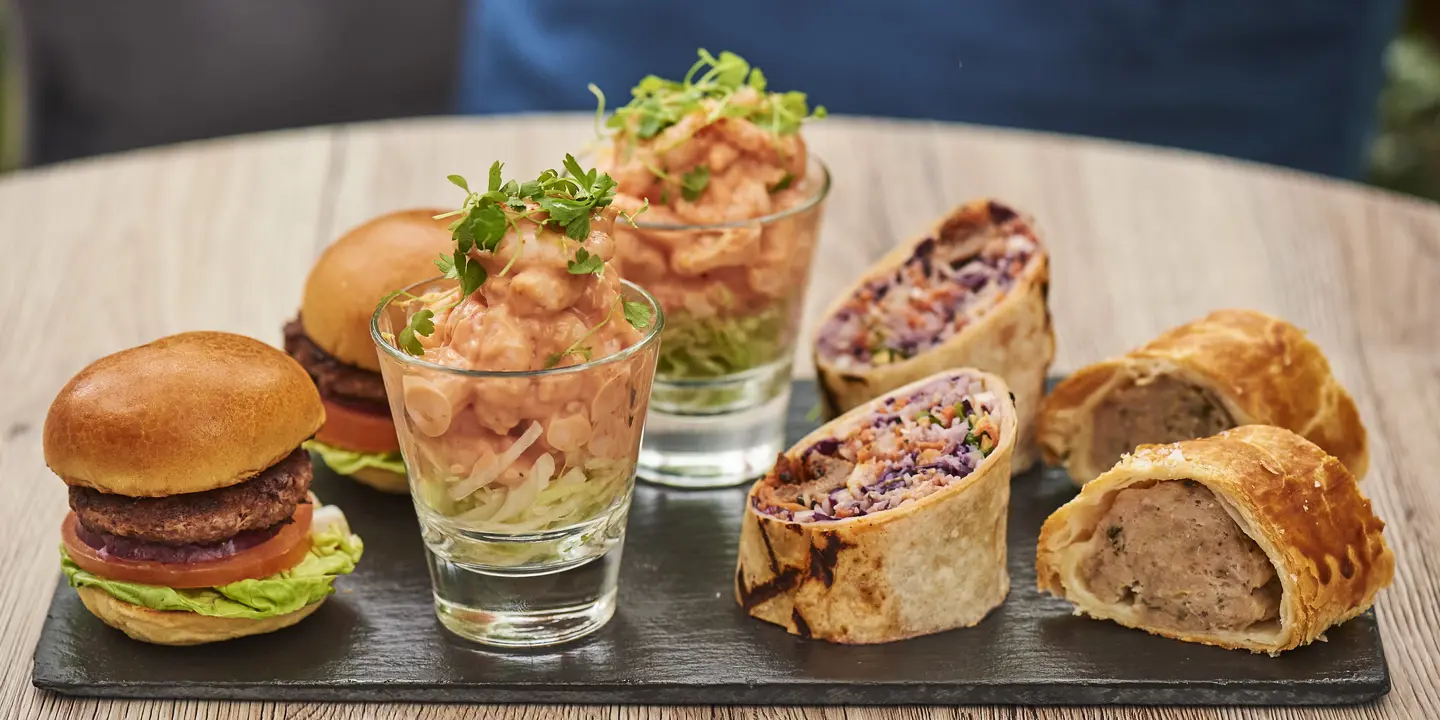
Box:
xmin=1036 ymin=425 xmax=1392 ymax=655
xmin=814 ymin=200 xmax=1054 ymax=473
xmin=736 ymin=369 xmax=1016 ymax=644
xmin=1038 ymin=309 xmax=1367 ymax=485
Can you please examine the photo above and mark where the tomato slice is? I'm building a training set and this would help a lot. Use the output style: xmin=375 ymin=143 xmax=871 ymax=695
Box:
xmin=315 ymin=398 xmax=400 ymax=454
xmin=63 ymin=503 xmax=314 ymax=589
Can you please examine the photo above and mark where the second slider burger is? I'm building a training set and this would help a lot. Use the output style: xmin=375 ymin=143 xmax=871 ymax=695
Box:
xmin=284 ymin=209 xmax=454 ymax=493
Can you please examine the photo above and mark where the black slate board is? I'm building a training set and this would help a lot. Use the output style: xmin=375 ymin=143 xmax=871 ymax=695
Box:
xmin=33 ymin=381 xmax=1388 ymax=705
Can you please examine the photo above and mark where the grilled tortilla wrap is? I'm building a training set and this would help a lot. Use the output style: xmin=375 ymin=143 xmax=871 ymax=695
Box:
xmin=1036 ymin=425 xmax=1392 ymax=655
xmin=736 ymin=369 xmax=1016 ymax=644
xmin=1038 ymin=309 xmax=1367 ymax=486
xmin=813 ymin=200 xmax=1053 ymax=473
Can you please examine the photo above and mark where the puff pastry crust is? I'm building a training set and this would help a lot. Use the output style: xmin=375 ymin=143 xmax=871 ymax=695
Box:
xmin=1036 ymin=425 xmax=1393 ymax=655
xmin=1039 ymin=309 xmax=1367 ymax=485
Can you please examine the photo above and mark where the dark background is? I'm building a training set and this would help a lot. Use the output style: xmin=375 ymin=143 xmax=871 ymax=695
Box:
xmin=2 ymin=0 xmax=1439 ymax=200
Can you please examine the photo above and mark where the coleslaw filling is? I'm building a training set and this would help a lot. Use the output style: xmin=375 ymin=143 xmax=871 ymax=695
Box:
xmin=817 ymin=212 xmax=1038 ymax=369
xmin=755 ymin=373 xmax=1002 ymax=522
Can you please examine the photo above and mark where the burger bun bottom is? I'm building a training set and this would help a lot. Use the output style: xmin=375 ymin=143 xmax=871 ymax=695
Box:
xmin=349 ymin=466 xmax=409 ymax=494
xmin=77 ymin=586 xmax=324 ymax=646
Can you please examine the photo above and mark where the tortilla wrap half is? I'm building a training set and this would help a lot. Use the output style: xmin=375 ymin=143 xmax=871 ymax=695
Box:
xmin=813 ymin=199 xmax=1053 ymax=473
xmin=736 ymin=369 xmax=1017 ymax=644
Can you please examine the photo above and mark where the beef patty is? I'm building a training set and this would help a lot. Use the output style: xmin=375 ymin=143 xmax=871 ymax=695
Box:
xmin=1080 ymin=480 xmax=1280 ymax=633
xmin=69 ymin=447 xmax=312 ymax=546
xmin=1091 ymin=375 xmax=1233 ymax=469
xmin=283 ymin=317 xmax=389 ymax=412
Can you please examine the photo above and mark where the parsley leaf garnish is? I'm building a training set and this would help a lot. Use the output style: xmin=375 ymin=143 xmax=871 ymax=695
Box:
xmin=544 ymin=345 xmax=594 ymax=370
xmin=681 ymin=165 xmax=711 ymax=202
xmin=622 ymin=299 xmax=653 ymax=329
xmin=567 ymin=248 xmax=605 ymax=276
xmin=458 ymin=253 xmax=487 ymax=297
xmin=396 ymin=159 xmax=645 ymax=357
xmin=768 ymin=172 xmax=794 ymax=194
xmin=545 ymin=296 xmax=653 ymax=368
xmin=436 ymin=248 xmax=487 ymax=299
xmin=397 ymin=309 xmax=434 ymax=356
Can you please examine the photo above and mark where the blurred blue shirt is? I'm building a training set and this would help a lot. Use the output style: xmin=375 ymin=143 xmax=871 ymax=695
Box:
xmin=457 ymin=1 xmax=1402 ymax=179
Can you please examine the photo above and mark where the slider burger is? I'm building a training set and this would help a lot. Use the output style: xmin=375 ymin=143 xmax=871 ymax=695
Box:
xmin=46 ymin=332 xmax=363 ymax=645
xmin=284 ymin=209 xmax=454 ymax=492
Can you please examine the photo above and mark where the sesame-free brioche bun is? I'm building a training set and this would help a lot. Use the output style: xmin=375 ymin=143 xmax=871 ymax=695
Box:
xmin=350 ymin=465 xmax=409 ymax=494
xmin=300 ymin=208 xmax=454 ymax=372
xmin=44 ymin=331 xmax=324 ymax=497
xmin=77 ymin=587 xmax=324 ymax=645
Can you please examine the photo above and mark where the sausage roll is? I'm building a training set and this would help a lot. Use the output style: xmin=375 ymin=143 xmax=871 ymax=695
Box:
xmin=1039 ymin=309 xmax=1367 ymax=485
xmin=1036 ymin=425 xmax=1393 ymax=655
xmin=814 ymin=200 xmax=1054 ymax=473
xmin=737 ymin=369 xmax=1016 ymax=644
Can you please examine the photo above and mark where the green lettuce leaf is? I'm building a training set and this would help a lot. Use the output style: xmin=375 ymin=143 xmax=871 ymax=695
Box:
xmin=304 ymin=439 xmax=406 ymax=476
xmin=61 ymin=523 xmax=364 ymax=620
xmin=657 ymin=304 xmax=787 ymax=379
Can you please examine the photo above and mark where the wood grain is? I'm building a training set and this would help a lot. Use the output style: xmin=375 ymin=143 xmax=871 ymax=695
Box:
xmin=1 ymin=115 xmax=1436 ymax=718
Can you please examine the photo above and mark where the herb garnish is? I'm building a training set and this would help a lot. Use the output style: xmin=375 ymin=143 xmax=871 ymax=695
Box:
xmin=768 ymin=172 xmax=794 ymax=194
xmin=589 ymin=49 xmax=825 ymax=202
xmin=680 ymin=165 xmax=711 ymax=202
xmin=596 ymin=50 xmax=825 ymax=142
xmin=545 ymin=296 xmax=655 ymax=369
xmin=567 ymin=247 xmax=604 ymax=276
xmin=435 ymin=248 xmax=486 ymax=299
xmin=622 ymin=298 xmax=654 ymax=329
xmin=396 ymin=308 xmax=434 ymax=356
xmin=390 ymin=160 xmax=648 ymax=357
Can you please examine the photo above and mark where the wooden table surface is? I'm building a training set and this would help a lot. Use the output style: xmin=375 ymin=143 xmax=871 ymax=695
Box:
xmin=0 ymin=115 xmax=1436 ymax=719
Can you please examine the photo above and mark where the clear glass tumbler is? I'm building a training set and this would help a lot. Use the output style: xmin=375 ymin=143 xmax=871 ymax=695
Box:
xmin=371 ymin=278 xmax=663 ymax=647
xmin=615 ymin=156 xmax=830 ymax=488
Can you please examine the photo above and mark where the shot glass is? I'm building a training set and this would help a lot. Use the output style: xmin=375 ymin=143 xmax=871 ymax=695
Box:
xmin=615 ymin=156 xmax=830 ymax=488
xmin=372 ymin=278 xmax=663 ymax=647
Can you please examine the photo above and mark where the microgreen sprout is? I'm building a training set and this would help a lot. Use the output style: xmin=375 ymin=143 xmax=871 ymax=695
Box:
xmin=590 ymin=49 xmax=825 ymax=202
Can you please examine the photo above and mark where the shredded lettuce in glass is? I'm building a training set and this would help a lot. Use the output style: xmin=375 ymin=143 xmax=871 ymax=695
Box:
xmin=418 ymin=458 xmax=631 ymax=534
xmin=657 ymin=304 xmax=786 ymax=378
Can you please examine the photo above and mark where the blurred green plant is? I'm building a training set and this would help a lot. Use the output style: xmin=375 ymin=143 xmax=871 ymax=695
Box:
xmin=0 ymin=2 xmax=14 ymax=172
xmin=1369 ymin=32 xmax=1440 ymax=199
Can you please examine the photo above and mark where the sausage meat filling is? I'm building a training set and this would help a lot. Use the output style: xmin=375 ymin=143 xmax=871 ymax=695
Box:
xmin=1079 ymin=480 xmax=1280 ymax=633
xmin=754 ymin=373 xmax=1003 ymax=523
xmin=1090 ymin=376 xmax=1234 ymax=470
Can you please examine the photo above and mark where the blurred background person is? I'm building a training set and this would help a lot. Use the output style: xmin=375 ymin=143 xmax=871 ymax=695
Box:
xmin=459 ymin=1 xmax=1402 ymax=180
xmin=3 ymin=0 xmax=1438 ymax=197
